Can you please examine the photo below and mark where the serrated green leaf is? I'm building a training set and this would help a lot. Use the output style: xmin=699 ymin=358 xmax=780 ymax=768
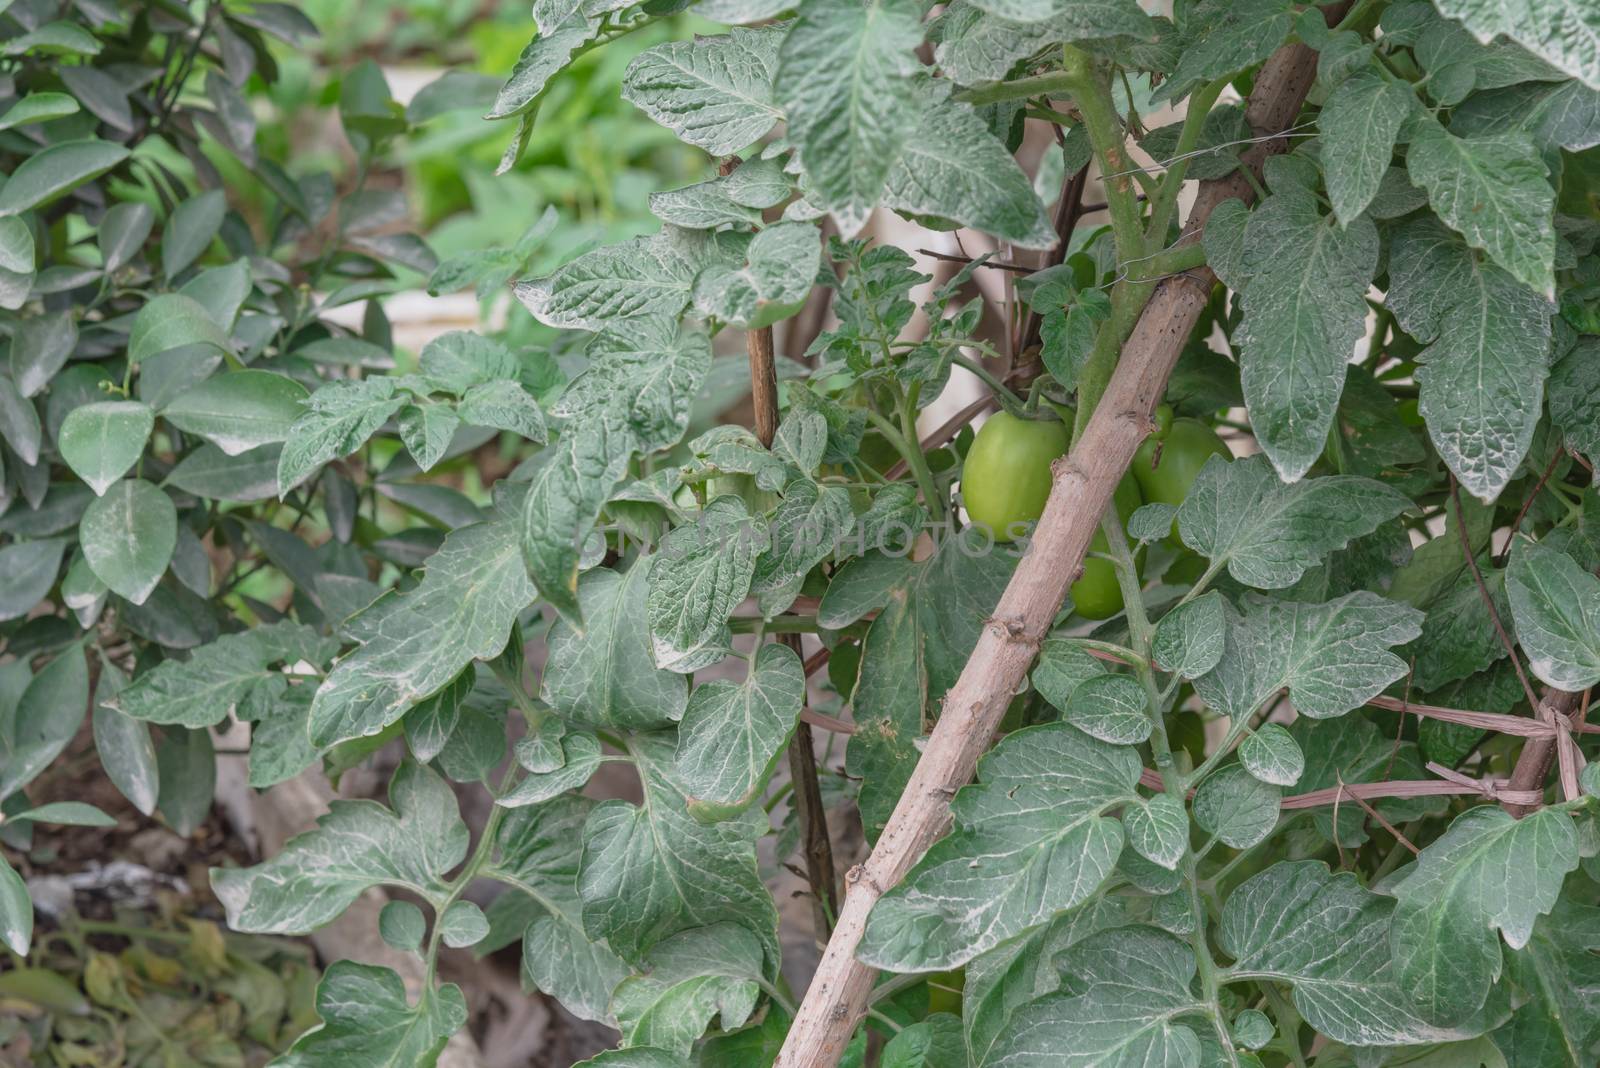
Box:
xmin=963 ymin=897 xmax=1127 ymax=1066
xmin=277 ymin=377 xmax=404 ymax=494
xmin=114 ymin=622 xmax=333 ymax=728
xmin=501 ymin=730 xmax=602 ymax=807
xmin=1428 ymin=0 xmax=1600 ymax=90
xmin=1507 ymin=538 xmax=1600 ymax=690
xmin=622 ymin=25 xmax=786 ymax=154
xmin=775 ymin=0 xmax=924 ymax=234
xmin=455 ymin=379 xmax=547 ymax=441
xmin=485 ymin=794 xmax=629 ymax=1022
xmin=1158 ymin=0 xmax=1295 ymax=103
xmin=524 ymin=318 xmax=711 ymax=621
xmin=677 ymin=642 xmax=803 ymax=819
xmin=488 ymin=11 xmax=602 ymax=120
xmin=271 ymin=961 xmax=466 ymax=1068
xmin=544 ymin=563 xmax=688 ymax=730
xmin=514 ymin=229 xmax=712 ymax=331
xmin=580 ymin=732 xmax=779 ymax=966
xmin=858 ymin=723 xmax=1139 ymax=972
xmin=649 ymin=156 xmax=791 ymax=229
xmin=1391 ymin=805 xmax=1579 ymax=1025
xmin=1177 ymin=455 xmax=1411 ymax=589
xmin=1386 ymin=216 xmax=1553 ymax=502
xmin=750 ymin=477 xmax=853 ymax=612
xmin=882 ymin=85 xmax=1054 ymax=248
xmin=1221 ymin=861 xmax=1504 ymax=1046
xmin=213 ymin=763 xmax=468 ymax=933
xmin=1195 ymin=591 xmax=1423 ymax=721
xmin=57 ymin=401 xmax=153 ymax=496
xmin=692 ymin=221 xmax=821 ymax=328
xmin=1406 ymin=120 xmax=1555 ymax=296
xmin=1320 ymin=70 xmax=1416 ymax=225
xmin=611 ymin=923 xmax=764 ymax=1055
xmin=846 ymin=531 xmax=1015 ymax=835
xmin=936 ymin=0 xmax=1153 ymax=82
xmin=1233 ymin=188 xmax=1379 ymax=479
xmin=986 ymin=925 xmax=1203 ymax=1067
xmin=647 ymin=496 xmax=770 ymax=673
xmin=309 ymin=517 xmax=534 ymax=746
xmin=1494 ymin=899 xmax=1600 ymax=1067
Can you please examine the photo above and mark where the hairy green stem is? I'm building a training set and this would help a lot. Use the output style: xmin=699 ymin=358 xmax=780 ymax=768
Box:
xmin=1143 ymin=77 xmax=1229 ymax=246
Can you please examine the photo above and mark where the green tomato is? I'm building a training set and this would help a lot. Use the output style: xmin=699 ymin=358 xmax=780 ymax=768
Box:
xmin=1071 ymin=472 xmax=1143 ymax=620
xmin=960 ymin=410 xmax=1070 ymax=543
xmin=1130 ymin=417 xmax=1231 ymax=508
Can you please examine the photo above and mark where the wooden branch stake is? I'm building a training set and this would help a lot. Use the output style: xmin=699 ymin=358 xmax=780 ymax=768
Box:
xmin=749 ymin=322 xmax=840 ymax=934
xmin=775 ymin=22 xmax=1342 ymax=1063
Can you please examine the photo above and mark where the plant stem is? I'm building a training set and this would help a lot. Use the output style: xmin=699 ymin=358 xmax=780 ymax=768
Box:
xmin=950 ymin=352 xmax=1030 ymax=417
xmin=1101 ymin=510 xmax=1238 ymax=1068
xmin=1143 ymin=77 xmax=1229 ymax=246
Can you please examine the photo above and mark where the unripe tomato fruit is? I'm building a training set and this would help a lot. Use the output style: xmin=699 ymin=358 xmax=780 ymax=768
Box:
xmin=1130 ymin=409 xmax=1231 ymax=509
xmin=1071 ymin=472 xmax=1144 ymax=620
xmin=960 ymin=411 xmax=1070 ymax=543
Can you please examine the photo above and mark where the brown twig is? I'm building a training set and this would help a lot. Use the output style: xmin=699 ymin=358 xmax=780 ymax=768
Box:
xmin=916 ymin=249 xmax=1035 ymax=273
xmin=749 ymin=324 xmax=840 ymax=934
xmin=1015 ymin=163 xmax=1091 ymax=358
xmin=1451 ymin=477 xmax=1542 ymax=713
xmin=1496 ymin=445 xmax=1565 ymax=565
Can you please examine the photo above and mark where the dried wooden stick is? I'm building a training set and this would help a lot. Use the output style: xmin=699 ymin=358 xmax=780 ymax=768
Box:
xmin=774 ymin=20 xmax=1342 ymax=1063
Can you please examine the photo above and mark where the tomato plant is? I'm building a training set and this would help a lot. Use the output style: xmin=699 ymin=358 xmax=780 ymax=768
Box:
xmin=6 ymin=2 xmax=1600 ymax=1068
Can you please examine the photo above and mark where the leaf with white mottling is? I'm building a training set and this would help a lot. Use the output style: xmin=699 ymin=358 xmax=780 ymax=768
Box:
xmin=1506 ymin=538 xmax=1600 ymax=690
xmin=622 ymin=25 xmax=786 ymax=154
xmin=1233 ymin=188 xmax=1379 ymax=479
xmin=270 ymin=961 xmax=466 ymax=1068
xmin=79 ymin=479 xmax=176 ymax=606
xmin=115 ymin=622 xmax=334 ymax=728
xmin=488 ymin=12 xmax=602 ymax=120
xmin=986 ymin=926 xmax=1204 ymax=1067
xmin=647 ymin=496 xmax=769 ymax=673
xmin=486 ymin=795 xmax=629 ymax=1022
xmin=514 ymin=229 xmax=711 ymax=331
xmin=857 ymin=723 xmax=1139 ymax=972
xmin=692 ymin=221 xmax=821 ymax=328
xmin=1391 ymin=805 xmax=1579 ymax=1025
xmin=212 ymin=763 xmax=468 ymax=934
xmin=57 ymin=401 xmax=153 ymax=496
xmin=1385 ymin=215 xmax=1553 ymax=502
xmin=1429 ymin=0 xmax=1600 ymax=89
xmin=676 ymin=642 xmax=803 ymax=819
xmin=544 ymin=563 xmax=688 ymax=730
xmin=1177 ymin=455 xmax=1411 ymax=589
xmin=775 ymin=0 xmax=924 ymax=235
xmin=1060 ymin=673 xmax=1152 ymax=746
xmin=1221 ymin=861 xmax=1505 ymax=1046
xmin=610 ymin=923 xmax=764 ymax=1055
xmin=1123 ymin=794 xmax=1188 ymax=871
xmin=1193 ymin=764 xmax=1280 ymax=849
xmin=1238 ymin=723 xmax=1303 ymax=786
xmin=1406 ymin=119 xmax=1555 ymax=296
xmin=1152 ymin=591 xmax=1225 ymax=679
xmin=1195 ymin=591 xmax=1423 ymax=721
xmin=1320 ymin=70 xmax=1416 ymax=225
xmin=580 ymin=732 xmax=779 ymax=966
xmin=277 ymin=378 xmax=405 ymax=495
xmin=881 ymin=84 xmax=1053 ymax=248
xmin=309 ymin=518 xmax=534 ymax=747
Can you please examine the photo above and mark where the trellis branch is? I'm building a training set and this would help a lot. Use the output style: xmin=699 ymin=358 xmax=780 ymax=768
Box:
xmin=774 ymin=16 xmax=1346 ymax=1062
